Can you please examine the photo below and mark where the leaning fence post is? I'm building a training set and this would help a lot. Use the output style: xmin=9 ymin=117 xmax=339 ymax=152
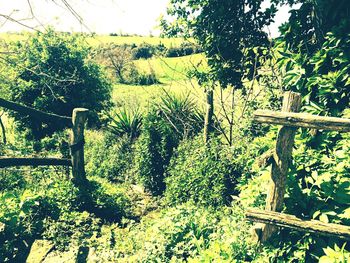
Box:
xmin=70 ymin=108 xmax=89 ymax=186
xmin=255 ymin=91 xmax=301 ymax=242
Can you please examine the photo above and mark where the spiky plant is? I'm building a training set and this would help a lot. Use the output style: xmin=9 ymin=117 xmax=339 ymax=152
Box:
xmin=158 ymin=91 xmax=204 ymax=140
xmin=106 ymin=107 xmax=142 ymax=140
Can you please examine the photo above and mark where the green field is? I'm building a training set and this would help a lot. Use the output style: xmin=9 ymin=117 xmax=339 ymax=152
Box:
xmin=112 ymin=53 xmax=207 ymax=111
xmin=87 ymin=35 xmax=185 ymax=47
xmin=0 ymin=33 xmax=185 ymax=48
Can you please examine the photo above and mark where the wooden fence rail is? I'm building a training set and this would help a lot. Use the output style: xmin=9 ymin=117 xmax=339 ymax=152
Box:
xmin=247 ymin=209 xmax=350 ymax=240
xmin=0 ymin=157 xmax=72 ymax=168
xmin=0 ymin=98 xmax=72 ymax=126
xmin=254 ymin=109 xmax=350 ymax=132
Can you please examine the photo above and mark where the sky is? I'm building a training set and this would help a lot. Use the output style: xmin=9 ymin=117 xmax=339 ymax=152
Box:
xmin=0 ymin=0 xmax=293 ymax=37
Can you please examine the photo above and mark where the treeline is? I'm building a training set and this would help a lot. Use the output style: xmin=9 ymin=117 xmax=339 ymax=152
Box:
xmin=92 ymin=41 xmax=202 ymax=60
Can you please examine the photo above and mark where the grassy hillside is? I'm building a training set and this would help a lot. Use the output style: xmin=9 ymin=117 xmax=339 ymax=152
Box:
xmin=112 ymin=53 xmax=207 ymax=111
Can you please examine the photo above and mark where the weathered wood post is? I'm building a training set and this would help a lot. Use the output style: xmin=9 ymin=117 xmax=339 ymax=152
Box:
xmin=254 ymin=91 xmax=301 ymax=242
xmin=70 ymin=108 xmax=89 ymax=186
xmin=204 ymin=88 xmax=214 ymax=143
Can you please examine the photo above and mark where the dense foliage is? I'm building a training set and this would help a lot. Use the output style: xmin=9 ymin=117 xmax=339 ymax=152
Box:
xmin=165 ymin=136 xmax=251 ymax=207
xmin=2 ymin=29 xmax=112 ymax=139
xmin=135 ymin=93 xmax=204 ymax=195
xmin=1 ymin=0 xmax=350 ymax=261
xmin=161 ymin=0 xmax=276 ymax=88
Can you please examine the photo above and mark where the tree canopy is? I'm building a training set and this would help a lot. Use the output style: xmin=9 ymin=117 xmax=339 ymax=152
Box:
xmin=1 ymin=29 xmax=112 ymax=139
xmin=161 ymin=0 xmax=277 ymax=89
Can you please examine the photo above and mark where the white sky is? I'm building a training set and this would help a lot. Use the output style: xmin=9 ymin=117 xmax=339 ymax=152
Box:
xmin=0 ymin=0 xmax=292 ymax=37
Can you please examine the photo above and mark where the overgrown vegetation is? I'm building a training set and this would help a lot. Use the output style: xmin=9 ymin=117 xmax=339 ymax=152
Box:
xmin=0 ymin=0 xmax=350 ymax=261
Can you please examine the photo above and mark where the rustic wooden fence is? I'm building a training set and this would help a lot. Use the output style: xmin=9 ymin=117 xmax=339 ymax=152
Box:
xmin=246 ymin=91 xmax=350 ymax=242
xmin=0 ymin=98 xmax=88 ymax=186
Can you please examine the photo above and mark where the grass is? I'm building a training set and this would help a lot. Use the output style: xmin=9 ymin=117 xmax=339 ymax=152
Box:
xmin=112 ymin=53 xmax=207 ymax=112
xmin=135 ymin=53 xmax=206 ymax=82
xmin=112 ymin=82 xmax=203 ymax=112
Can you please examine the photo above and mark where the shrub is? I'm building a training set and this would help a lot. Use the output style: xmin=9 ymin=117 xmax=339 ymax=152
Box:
xmin=125 ymin=66 xmax=160 ymax=85
xmin=0 ymin=191 xmax=52 ymax=261
xmin=165 ymin=136 xmax=251 ymax=207
xmin=158 ymin=92 xmax=203 ymax=139
xmin=278 ymin=33 xmax=350 ymax=117
xmin=3 ymin=29 xmax=112 ymax=139
xmin=165 ymin=42 xmax=202 ymax=57
xmin=0 ymin=181 xmax=80 ymax=261
xmin=134 ymin=93 xmax=203 ymax=195
xmin=84 ymin=177 xmax=132 ymax=222
xmin=43 ymin=211 xmax=100 ymax=251
xmin=85 ymin=131 xmax=135 ymax=183
xmin=0 ymin=172 xmax=27 ymax=192
xmin=91 ymin=43 xmax=160 ymax=85
xmin=134 ymin=110 xmax=177 ymax=195
xmin=92 ymin=43 xmax=134 ymax=83
xmin=132 ymin=42 xmax=156 ymax=59
xmin=91 ymin=203 xmax=264 ymax=262
xmin=319 ymin=245 xmax=350 ymax=262
xmin=155 ymin=43 xmax=167 ymax=55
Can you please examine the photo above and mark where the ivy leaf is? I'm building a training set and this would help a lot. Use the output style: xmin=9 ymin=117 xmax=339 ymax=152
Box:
xmin=319 ymin=213 xmax=329 ymax=223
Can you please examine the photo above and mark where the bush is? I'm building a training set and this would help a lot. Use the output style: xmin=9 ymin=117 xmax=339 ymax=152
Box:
xmin=106 ymin=107 xmax=142 ymax=140
xmin=270 ymin=130 xmax=350 ymax=260
xmin=0 ymin=180 xmax=82 ymax=261
xmin=125 ymin=66 xmax=160 ymax=85
xmin=85 ymin=131 xmax=135 ymax=183
xmin=319 ymin=245 xmax=350 ymax=262
xmin=0 ymin=172 xmax=27 ymax=192
xmin=0 ymin=190 xmax=55 ymax=261
xmin=134 ymin=110 xmax=177 ymax=195
xmin=165 ymin=42 xmax=202 ymax=57
xmin=131 ymin=42 xmax=167 ymax=59
xmin=134 ymin=93 xmax=203 ymax=195
xmin=0 ymin=174 xmax=132 ymax=259
xmin=165 ymin=136 xmax=251 ymax=207
xmin=84 ymin=177 xmax=132 ymax=222
xmin=132 ymin=42 xmax=156 ymax=59
xmin=43 ymin=211 xmax=100 ymax=251
xmin=91 ymin=42 xmax=160 ymax=85
xmin=158 ymin=92 xmax=204 ymax=139
xmin=3 ymin=29 xmax=112 ymax=139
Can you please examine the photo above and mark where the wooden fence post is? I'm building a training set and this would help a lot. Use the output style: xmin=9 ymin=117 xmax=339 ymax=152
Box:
xmin=255 ymin=91 xmax=301 ymax=242
xmin=71 ymin=108 xmax=89 ymax=186
xmin=204 ymin=88 xmax=214 ymax=143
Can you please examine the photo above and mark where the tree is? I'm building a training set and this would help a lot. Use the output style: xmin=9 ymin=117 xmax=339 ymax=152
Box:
xmin=92 ymin=44 xmax=134 ymax=83
xmin=275 ymin=0 xmax=350 ymax=116
xmin=161 ymin=0 xmax=277 ymax=144
xmin=1 ymin=29 xmax=112 ymax=139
